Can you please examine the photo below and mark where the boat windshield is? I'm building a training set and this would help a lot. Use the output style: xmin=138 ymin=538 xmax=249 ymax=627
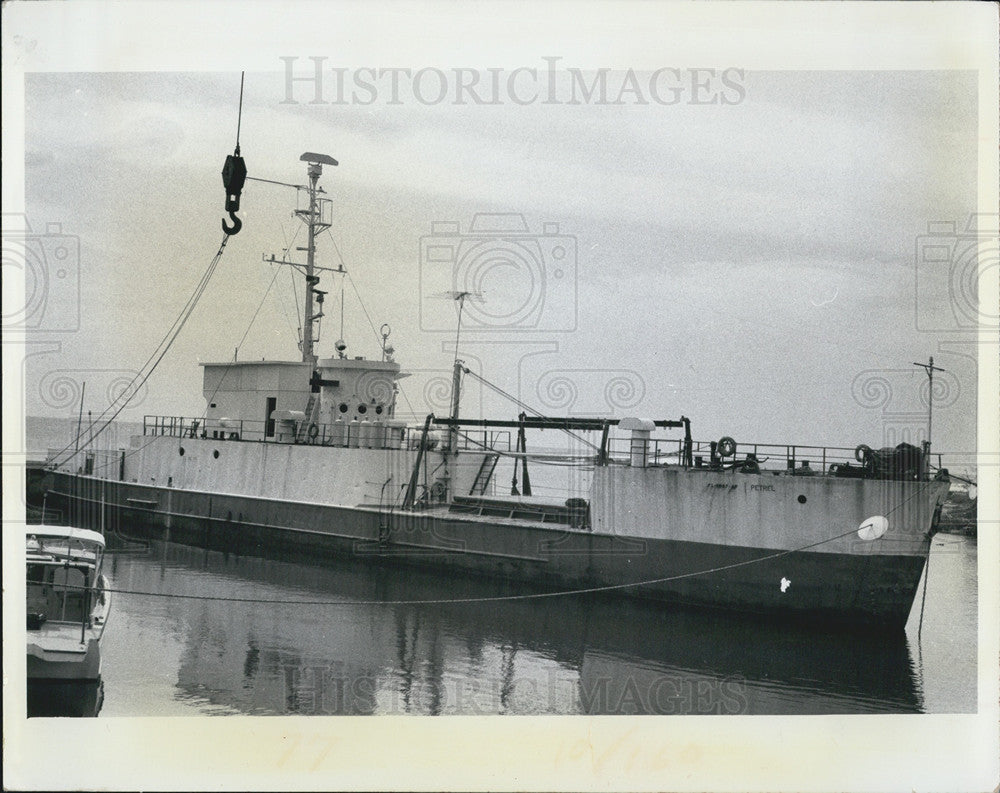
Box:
xmin=27 ymin=561 xmax=93 ymax=624
xmin=27 ymin=534 xmax=102 ymax=568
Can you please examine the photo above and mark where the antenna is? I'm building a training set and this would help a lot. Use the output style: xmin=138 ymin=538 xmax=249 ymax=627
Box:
xmin=430 ymin=290 xmax=484 ymax=363
xmin=380 ymin=323 xmax=393 ymax=362
xmin=912 ymin=356 xmax=945 ymax=477
xmin=430 ymin=290 xmax=483 ymax=454
xmin=300 ymin=152 xmax=339 ymax=167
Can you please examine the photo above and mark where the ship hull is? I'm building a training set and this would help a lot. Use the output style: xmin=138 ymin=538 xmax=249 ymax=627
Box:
xmin=48 ymin=471 xmax=937 ymax=629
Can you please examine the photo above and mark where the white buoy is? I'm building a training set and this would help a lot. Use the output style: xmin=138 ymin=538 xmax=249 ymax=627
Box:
xmin=857 ymin=515 xmax=889 ymax=541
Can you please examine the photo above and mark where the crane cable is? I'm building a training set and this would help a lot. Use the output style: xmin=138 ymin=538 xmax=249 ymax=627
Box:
xmin=48 ymin=236 xmax=232 ymax=468
xmin=51 ymin=75 xmax=250 ymax=467
xmin=221 ymin=72 xmax=247 ymax=235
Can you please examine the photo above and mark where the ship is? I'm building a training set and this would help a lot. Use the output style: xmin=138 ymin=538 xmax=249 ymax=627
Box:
xmin=42 ymin=152 xmax=952 ymax=630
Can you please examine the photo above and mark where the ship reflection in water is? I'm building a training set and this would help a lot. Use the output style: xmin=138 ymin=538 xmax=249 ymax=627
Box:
xmin=27 ymin=680 xmax=104 ymax=717
xmin=93 ymin=535 xmax=975 ymax=716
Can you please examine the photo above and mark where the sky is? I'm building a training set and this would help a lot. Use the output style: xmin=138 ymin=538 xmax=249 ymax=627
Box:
xmin=17 ymin=66 xmax=984 ymax=466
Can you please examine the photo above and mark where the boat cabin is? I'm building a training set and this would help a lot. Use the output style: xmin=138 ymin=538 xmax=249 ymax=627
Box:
xmin=200 ymin=355 xmax=407 ymax=442
xmin=26 ymin=526 xmax=107 ymax=630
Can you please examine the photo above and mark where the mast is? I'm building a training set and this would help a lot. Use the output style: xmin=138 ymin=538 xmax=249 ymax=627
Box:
xmin=260 ymin=154 xmax=342 ymax=363
xmin=913 ymin=356 xmax=945 ymax=479
xmin=295 ymin=152 xmax=337 ymax=364
xmin=449 ymin=358 xmax=463 ymax=452
xmin=302 ymin=164 xmax=319 ymax=364
xmin=445 ymin=290 xmax=478 ymax=453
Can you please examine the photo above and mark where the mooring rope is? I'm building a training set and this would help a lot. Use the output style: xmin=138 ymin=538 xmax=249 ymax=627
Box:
xmin=46 ymin=524 xmax=870 ymax=607
xmin=38 ymin=464 xmax=943 ymax=608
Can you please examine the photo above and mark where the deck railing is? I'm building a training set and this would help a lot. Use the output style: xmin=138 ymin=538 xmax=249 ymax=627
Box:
xmin=142 ymin=415 xmax=510 ymax=452
xmin=141 ymin=415 xmax=944 ymax=477
xmin=603 ymin=436 xmax=944 ymax=477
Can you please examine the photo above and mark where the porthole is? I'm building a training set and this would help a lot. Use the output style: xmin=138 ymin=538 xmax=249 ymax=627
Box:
xmin=179 ymin=447 xmax=185 ymax=456
xmin=375 ymin=405 xmax=383 ymax=415
xmin=357 ymin=404 xmax=368 ymax=414
xmin=797 ymin=494 xmax=807 ymax=504
xmin=339 ymin=403 xmax=349 ymax=413
xmin=213 ymin=449 xmax=220 ymax=459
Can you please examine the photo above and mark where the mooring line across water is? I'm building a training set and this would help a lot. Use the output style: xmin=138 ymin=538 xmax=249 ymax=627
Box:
xmin=34 ymin=478 xmax=941 ymax=608
xmin=50 ymin=525 xmax=870 ymax=608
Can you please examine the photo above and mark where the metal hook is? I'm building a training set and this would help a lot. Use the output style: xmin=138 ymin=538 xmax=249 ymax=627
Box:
xmin=222 ymin=211 xmax=242 ymax=236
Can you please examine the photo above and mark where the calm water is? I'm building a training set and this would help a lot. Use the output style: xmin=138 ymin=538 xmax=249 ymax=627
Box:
xmin=30 ymin=527 xmax=978 ymax=717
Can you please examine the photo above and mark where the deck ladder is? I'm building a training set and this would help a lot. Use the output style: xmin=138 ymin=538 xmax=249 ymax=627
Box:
xmin=469 ymin=453 xmax=500 ymax=495
xmin=296 ymin=394 xmax=320 ymax=442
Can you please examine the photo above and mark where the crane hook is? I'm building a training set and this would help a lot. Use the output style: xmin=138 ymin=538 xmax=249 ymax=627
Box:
xmin=221 ymin=145 xmax=247 ymax=236
xmin=222 ymin=211 xmax=243 ymax=235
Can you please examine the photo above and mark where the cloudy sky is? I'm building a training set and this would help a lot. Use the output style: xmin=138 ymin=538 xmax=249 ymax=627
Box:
xmin=10 ymin=4 xmax=993 ymax=468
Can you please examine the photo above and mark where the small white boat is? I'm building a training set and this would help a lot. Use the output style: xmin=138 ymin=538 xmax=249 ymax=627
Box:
xmin=26 ymin=525 xmax=111 ymax=681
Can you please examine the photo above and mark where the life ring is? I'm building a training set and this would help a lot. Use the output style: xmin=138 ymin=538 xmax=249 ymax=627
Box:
xmin=718 ymin=436 xmax=737 ymax=458
xmin=855 ymin=444 xmax=871 ymax=463
xmin=307 ymin=423 xmax=319 ymax=440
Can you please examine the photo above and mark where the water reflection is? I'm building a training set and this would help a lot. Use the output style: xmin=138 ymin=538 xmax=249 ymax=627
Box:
xmin=102 ymin=540 xmax=930 ymax=715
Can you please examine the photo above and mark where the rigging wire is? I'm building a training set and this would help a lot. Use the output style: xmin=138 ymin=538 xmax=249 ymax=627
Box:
xmin=195 ymin=264 xmax=285 ymax=427
xmin=56 ymin=511 xmax=910 ymax=607
xmin=49 ymin=235 xmax=232 ymax=467
xmin=454 ymin=428 xmax=596 ymax=467
xmin=54 ymin=75 xmax=251 ymax=466
xmin=316 ymin=226 xmax=419 ymax=417
xmin=318 ymin=226 xmax=389 ymax=350
xmin=235 ymin=71 xmax=244 ymax=149
xmin=237 ymin=266 xmax=282 ymax=358
xmin=272 ymin=219 xmax=304 ymax=345
xmin=289 ymin=262 xmax=303 ymax=348
xmin=114 ymin=225 xmax=304 ymax=465
xmin=340 ymin=269 xmax=419 ymax=418
xmin=114 ymin=217 xmax=304 ymax=465
xmin=461 ymin=367 xmax=601 ymax=453
xmin=60 ymin=527 xmax=864 ymax=606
